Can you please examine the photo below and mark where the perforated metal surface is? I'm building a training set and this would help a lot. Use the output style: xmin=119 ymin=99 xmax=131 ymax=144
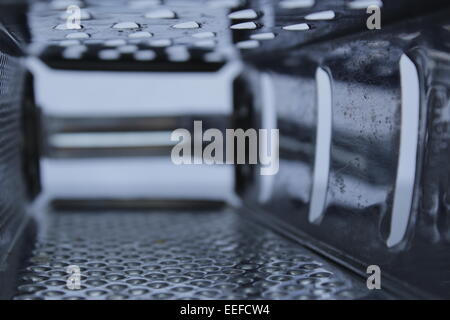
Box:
xmin=0 ymin=39 xmax=29 ymax=298
xmin=26 ymin=0 xmax=449 ymax=69
xmin=6 ymin=0 xmax=448 ymax=300
xmin=0 ymin=50 xmax=27 ymax=263
xmin=14 ymin=208 xmax=370 ymax=300
xmin=28 ymin=0 xmax=237 ymax=68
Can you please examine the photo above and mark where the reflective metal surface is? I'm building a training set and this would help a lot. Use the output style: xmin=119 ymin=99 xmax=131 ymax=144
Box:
xmin=0 ymin=8 xmax=30 ymax=298
xmin=236 ymin=6 xmax=450 ymax=298
xmin=14 ymin=205 xmax=374 ymax=300
xmin=0 ymin=0 xmax=449 ymax=300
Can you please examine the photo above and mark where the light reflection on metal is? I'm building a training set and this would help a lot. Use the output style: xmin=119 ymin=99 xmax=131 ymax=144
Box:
xmin=387 ymin=54 xmax=420 ymax=248
xmin=308 ymin=67 xmax=332 ymax=224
